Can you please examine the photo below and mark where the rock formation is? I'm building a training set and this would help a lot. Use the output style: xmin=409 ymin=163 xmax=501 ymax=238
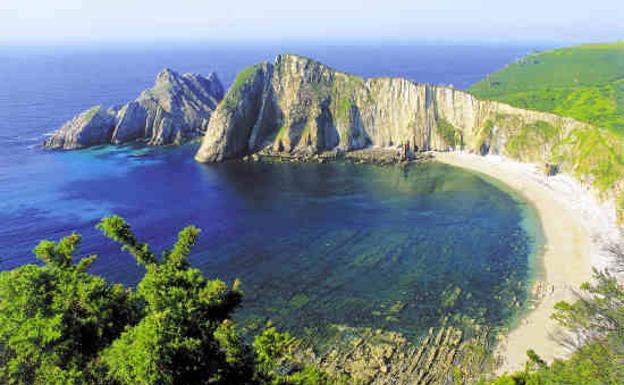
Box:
xmin=195 ymin=54 xmax=589 ymax=167
xmin=44 ymin=69 xmax=224 ymax=149
xmin=287 ymin=323 xmax=492 ymax=385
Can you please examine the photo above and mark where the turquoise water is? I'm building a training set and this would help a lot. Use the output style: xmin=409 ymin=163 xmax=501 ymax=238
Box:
xmin=0 ymin=43 xmax=546 ymax=342
xmin=196 ymin=158 xmax=543 ymax=339
xmin=2 ymin=142 xmax=542 ymax=341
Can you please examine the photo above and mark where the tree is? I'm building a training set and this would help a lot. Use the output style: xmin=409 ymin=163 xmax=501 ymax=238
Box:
xmin=0 ymin=232 xmax=136 ymax=385
xmin=0 ymin=215 xmax=342 ymax=385
xmin=485 ymin=269 xmax=624 ymax=385
xmin=97 ymin=216 xmax=254 ymax=385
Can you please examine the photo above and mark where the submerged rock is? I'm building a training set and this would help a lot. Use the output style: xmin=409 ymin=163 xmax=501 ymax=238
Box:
xmin=290 ymin=323 xmax=492 ymax=385
xmin=44 ymin=69 xmax=224 ymax=149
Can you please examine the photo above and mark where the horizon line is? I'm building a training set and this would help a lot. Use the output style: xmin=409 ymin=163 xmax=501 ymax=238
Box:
xmin=1 ymin=36 xmax=617 ymax=48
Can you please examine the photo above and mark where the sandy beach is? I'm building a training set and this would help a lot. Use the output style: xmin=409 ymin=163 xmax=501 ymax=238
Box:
xmin=435 ymin=151 xmax=619 ymax=374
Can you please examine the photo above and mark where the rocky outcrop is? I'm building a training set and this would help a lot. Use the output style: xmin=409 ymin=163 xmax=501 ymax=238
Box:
xmin=195 ymin=54 xmax=589 ymax=167
xmin=44 ymin=69 xmax=224 ymax=149
xmin=288 ymin=323 xmax=493 ymax=385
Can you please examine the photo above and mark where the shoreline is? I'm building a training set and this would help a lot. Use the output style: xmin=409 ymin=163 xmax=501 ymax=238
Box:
xmin=434 ymin=151 xmax=620 ymax=374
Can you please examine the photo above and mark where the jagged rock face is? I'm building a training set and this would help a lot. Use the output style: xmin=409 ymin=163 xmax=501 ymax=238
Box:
xmin=43 ymin=106 xmax=117 ymax=150
xmin=44 ymin=69 xmax=224 ymax=150
xmin=196 ymin=63 xmax=274 ymax=162
xmin=195 ymin=54 xmax=590 ymax=166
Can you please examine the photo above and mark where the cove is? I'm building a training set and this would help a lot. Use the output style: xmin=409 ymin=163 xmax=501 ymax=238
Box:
xmin=0 ymin=144 xmax=542 ymax=342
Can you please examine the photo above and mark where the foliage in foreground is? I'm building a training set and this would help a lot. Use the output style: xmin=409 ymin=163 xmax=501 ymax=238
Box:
xmin=485 ymin=269 xmax=624 ymax=385
xmin=0 ymin=216 xmax=337 ymax=385
xmin=1 ymin=215 xmax=623 ymax=385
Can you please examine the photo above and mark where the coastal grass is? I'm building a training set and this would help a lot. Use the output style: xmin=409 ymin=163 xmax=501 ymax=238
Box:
xmin=83 ymin=105 xmax=101 ymax=121
xmin=222 ymin=63 xmax=263 ymax=111
xmin=332 ymin=73 xmax=364 ymax=124
xmin=503 ymin=119 xmax=562 ymax=162
xmin=469 ymin=42 xmax=624 ymax=134
xmin=231 ymin=64 xmax=261 ymax=92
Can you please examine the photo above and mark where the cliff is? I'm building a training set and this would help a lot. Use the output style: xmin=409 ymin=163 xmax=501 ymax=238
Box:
xmin=196 ymin=54 xmax=623 ymax=220
xmin=195 ymin=54 xmax=590 ymax=162
xmin=44 ymin=69 xmax=224 ymax=149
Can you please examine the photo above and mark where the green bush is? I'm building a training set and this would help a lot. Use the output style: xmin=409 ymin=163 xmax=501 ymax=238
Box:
xmin=437 ymin=119 xmax=462 ymax=148
xmin=485 ymin=270 xmax=624 ymax=385
xmin=0 ymin=216 xmax=339 ymax=385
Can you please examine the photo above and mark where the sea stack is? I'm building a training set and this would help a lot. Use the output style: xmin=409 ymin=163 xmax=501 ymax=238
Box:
xmin=44 ymin=69 xmax=224 ymax=149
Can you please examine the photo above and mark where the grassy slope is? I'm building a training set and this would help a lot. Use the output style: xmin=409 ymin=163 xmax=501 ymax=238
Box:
xmin=470 ymin=42 xmax=624 ymax=221
xmin=469 ymin=42 xmax=624 ymax=134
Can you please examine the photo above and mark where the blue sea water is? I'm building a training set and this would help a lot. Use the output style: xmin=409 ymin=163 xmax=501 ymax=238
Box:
xmin=0 ymin=42 xmax=547 ymax=340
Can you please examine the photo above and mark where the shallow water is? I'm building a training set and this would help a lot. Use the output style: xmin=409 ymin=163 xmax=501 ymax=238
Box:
xmin=0 ymin=142 xmax=541 ymax=341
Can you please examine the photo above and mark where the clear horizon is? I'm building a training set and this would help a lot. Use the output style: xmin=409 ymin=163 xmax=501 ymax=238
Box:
xmin=1 ymin=0 xmax=622 ymax=45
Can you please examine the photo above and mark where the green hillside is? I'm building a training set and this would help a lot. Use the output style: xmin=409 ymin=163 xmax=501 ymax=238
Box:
xmin=469 ymin=42 xmax=624 ymax=134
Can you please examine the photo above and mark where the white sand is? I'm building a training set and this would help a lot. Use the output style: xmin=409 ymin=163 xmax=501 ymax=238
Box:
xmin=434 ymin=151 xmax=620 ymax=375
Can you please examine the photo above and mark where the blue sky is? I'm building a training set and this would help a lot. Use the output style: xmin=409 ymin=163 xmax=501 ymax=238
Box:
xmin=1 ymin=0 xmax=622 ymax=44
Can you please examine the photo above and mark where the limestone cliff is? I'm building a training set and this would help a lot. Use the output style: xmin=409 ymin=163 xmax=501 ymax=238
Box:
xmin=195 ymin=54 xmax=586 ymax=163
xmin=44 ymin=69 xmax=224 ymax=149
xmin=196 ymin=54 xmax=624 ymax=219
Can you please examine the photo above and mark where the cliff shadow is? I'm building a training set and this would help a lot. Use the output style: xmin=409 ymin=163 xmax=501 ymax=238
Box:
xmin=247 ymin=81 xmax=285 ymax=153
xmin=346 ymin=104 xmax=372 ymax=150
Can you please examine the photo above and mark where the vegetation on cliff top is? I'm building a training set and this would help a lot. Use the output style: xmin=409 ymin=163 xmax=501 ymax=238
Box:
xmin=469 ymin=42 xmax=624 ymax=134
xmin=222 ymin=63 xmax=264 ymax=112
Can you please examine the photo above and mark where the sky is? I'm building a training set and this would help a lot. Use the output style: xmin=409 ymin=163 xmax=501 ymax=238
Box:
xmin=0 ymin=0 xmax=622 ymax=44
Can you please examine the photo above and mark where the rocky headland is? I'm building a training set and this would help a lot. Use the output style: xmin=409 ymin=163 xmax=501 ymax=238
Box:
xmin=194 ymin=53 xmax=624 ymax=222
xmin=44 ymin=68 xmax=224 ymax=149
xmin=195 ymin=53 xmax=585 ymax=163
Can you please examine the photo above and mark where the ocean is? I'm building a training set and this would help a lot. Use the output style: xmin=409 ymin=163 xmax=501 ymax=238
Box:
xmin=0 ymin=42 xmax=546 ymax=340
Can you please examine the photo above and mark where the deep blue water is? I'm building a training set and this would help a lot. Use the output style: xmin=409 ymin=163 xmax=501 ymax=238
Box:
xmin=0 ymin=42 xmax=547 ymax=340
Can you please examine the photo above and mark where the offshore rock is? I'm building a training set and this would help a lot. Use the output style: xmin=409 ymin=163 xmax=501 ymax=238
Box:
xmin=42 ymin=106 xmax=117 ymax=150
xmin=44 ymin=69 xmax=224 ymax=149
